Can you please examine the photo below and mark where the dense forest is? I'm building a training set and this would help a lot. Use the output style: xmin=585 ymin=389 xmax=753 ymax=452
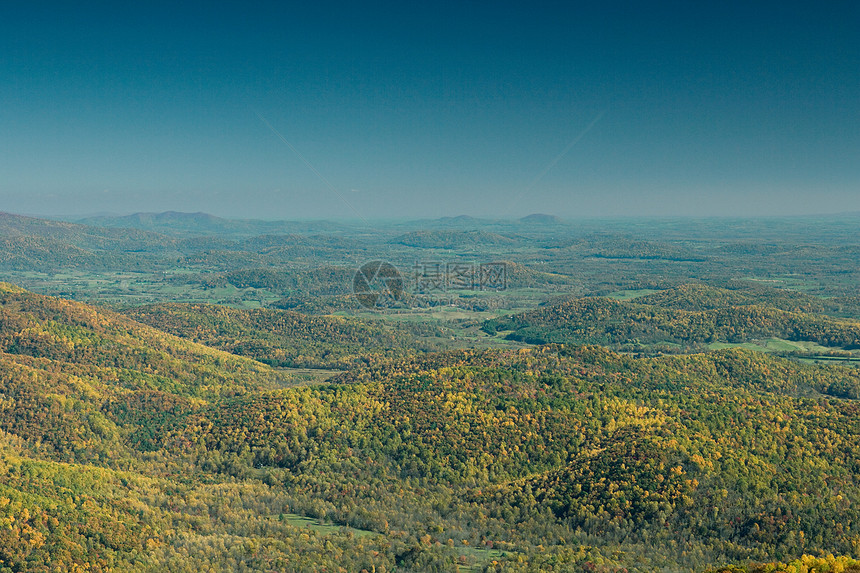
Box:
xmin=123 ymin=302 xmax=420 ymax=368
xmin=483 ymin=285 xmax=860 ymax=352
xmin=0 ymin=282 xmax=860 ymax=570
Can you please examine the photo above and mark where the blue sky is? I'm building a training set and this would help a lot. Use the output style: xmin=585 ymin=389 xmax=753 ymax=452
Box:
xmin=1 ymin=1 xmax=858 ymax=219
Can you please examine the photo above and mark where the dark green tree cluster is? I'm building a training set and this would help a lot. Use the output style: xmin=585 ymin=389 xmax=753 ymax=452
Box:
xmin=124 ymin=302 xmax=419 ymax=369
xmin=484 ymin=291 xmax=860 ymax=351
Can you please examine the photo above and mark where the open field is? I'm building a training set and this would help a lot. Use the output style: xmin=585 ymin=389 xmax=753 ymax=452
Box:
xmin=281 ymin=513 xmax=379 ymax=538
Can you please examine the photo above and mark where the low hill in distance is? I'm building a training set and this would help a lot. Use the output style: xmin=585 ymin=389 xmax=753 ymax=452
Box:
xmin=637 ymin=283 xmax=860 ymax=318
xmin=391 ymin=229 xmax=520 ymax=249
xmin=0 ymin=212 xmax=166 ymax=244
xmin=520 ymin=213 xmax=565 ymax=224
xmin=0 ymin=212 xmax=177 ymax=271
xmin=484 ymin=284 xmax=860 ymax=354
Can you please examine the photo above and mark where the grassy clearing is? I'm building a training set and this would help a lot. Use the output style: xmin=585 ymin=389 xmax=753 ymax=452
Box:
xmin=280 ymin=515 xmax=507 ymax=571
xmin=739 ymin=276 xmax=819 ymax=292
xmin=456 ymin=546 xmax=508 ymax=572
xmin=347 ymin=307 xmax=503 ymax=324
xmin=281 ymin=513 xmax=379 ymax=538
xmin=707 ymin=338 xmax=840 ymax=354
xmin=606 ymin=289 xmax=661 ymax=300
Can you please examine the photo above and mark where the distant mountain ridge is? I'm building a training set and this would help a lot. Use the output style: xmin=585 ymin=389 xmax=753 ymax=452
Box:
xmin=520 ymin=213 xmax=565 ymax=224
xmin=80 ymin=210 xmax=227 ymax=229
xmin=0 ymin=211 xmax=167 ymax=241
xmin=76 ymin=211 xmax=349 ymax=236
xmin=0 ymin=211 xmax=177 ymax=270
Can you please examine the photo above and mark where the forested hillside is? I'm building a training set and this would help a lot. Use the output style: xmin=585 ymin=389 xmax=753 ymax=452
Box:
xmin=2 ymin=284 xmax=860 ymax=570
xmin=124 ymin=302 xmax=418 ymax=368
xmin=636 ymin=284 xmax=860 ymax=319
xmin=483 ymin=288 xmax=860 ymax=352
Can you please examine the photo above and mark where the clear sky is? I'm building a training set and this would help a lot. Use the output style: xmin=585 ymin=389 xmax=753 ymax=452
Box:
xmin=1 ymin=1 xmax=858 ymax=220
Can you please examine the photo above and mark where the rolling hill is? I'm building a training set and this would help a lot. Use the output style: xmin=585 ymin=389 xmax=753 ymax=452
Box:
xmin=483 ymin=289 xmax=860 ymax=351
xmin=123 ymin=302 xmax=417 ymax=368
xmin=638 ymin=283 xmax=860 ymax=319
xmin=3 ymin=284 xmax=860 ymax=570
xmin=0 ymin=212 xmax=176 ymax=271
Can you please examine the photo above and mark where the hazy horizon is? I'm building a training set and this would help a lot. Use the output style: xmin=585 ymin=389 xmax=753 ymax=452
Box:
xmin=2 ymin=1 xmax=858 ymax=220
xmin=4 ymin=208 xmax=860 ymax=227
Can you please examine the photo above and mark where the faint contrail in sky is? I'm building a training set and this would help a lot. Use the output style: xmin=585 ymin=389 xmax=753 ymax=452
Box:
xmin=253 ymin=109 xmax=369 ymax=225
xmin=506 ymin=110 xmax=605 ymax=216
